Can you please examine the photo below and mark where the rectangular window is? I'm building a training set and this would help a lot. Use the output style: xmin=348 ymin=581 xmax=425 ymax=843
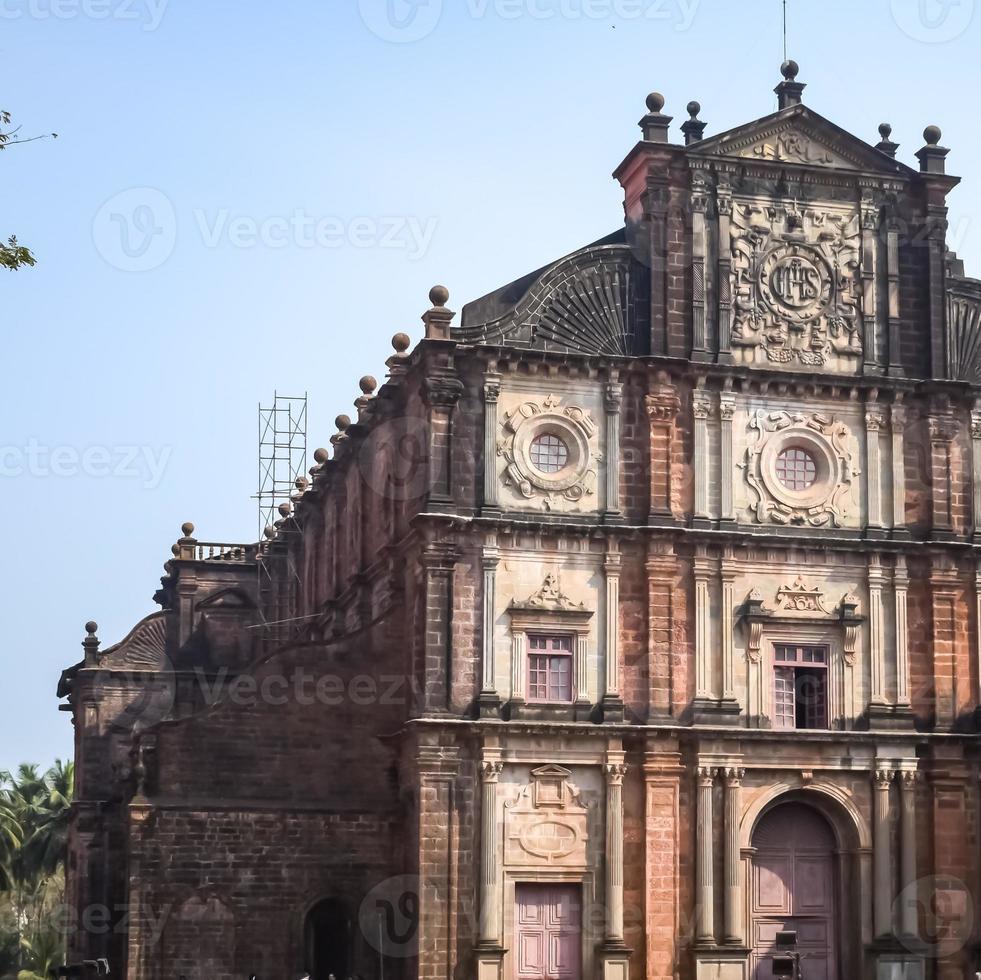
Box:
xmin=773 ymin=645 xmax=829 ymax=730
xmin=527 ymin=634 xmax=574 ymax=703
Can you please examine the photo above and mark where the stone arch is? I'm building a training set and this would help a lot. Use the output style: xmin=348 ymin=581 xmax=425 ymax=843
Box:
xmin=740 ymin=777 xmax=871 ymax=851
xmin=302 ymin=895 xmax=354 ymax=980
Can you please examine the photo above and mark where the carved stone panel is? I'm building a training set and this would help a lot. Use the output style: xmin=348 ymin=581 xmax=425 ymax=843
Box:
xmin=504 ymin=765 xmax=592 ymax=869
xmin=730 ymin=200 xmax=864 ymax=373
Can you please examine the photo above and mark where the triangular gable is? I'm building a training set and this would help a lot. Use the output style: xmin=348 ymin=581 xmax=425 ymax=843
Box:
xmin=692 ymin=104 xmax=916 ymax=177
xmin=196 ymin=587 xmax=256 ymax=611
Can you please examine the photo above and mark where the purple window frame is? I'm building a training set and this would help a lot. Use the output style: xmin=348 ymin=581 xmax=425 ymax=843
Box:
xmin=527 ymin=634 xmax=575 ymax=704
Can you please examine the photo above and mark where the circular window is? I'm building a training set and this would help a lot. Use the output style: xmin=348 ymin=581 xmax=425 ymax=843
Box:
xmin=775 ymin=447 xmax=817 ymax=491
xmin=529 ymin=433 xmax=569 ymax=474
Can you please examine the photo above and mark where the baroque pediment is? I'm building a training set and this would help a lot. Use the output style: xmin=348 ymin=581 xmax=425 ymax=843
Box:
xmin=98 ymin=612 xmax=168 ymax=670
xmin=695 ymin=106 xmax=913 ymax=176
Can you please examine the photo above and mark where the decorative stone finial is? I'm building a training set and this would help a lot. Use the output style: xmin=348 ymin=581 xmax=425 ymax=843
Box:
xmin=313 ymin=447 xmax=329 ymax=465
xmin=775 ymin=60 xmax=805 ymax=109
xmin=180 ymin=521 xmax=195 ymax=538
xmin=336 ymin=414 xmax=351 ymax=431
xmin=277 ymin=502 xmax=291 ymax=518
xmin=295 ymin=476 xmax=309 ymax=491
xmin=681 ymin=100 xmax=707 ymax=145
xmin=422 ymin=285 xmax=455 ymax=340
xmin=876 ymin=122 xmax=899 ymax=159
xmin=639 ymin=92 xmax=672 ymax=143
xmin=171 ymin=543 xmax=180 ymax=556
xmin=917 ymin=125 xmax=950 ymax=175
xmin=359 ymin=375 xmax=377 ymax=395
xmin=392 ymin=332 xmax=411 ymax=353
xmin=82 ymin=622 xmax=100 ymax=664
xmin=263 ymin=525 xmax=276 ymax=540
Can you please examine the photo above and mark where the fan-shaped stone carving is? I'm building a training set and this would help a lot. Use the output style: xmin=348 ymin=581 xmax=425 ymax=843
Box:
xmin=98 ymin=612 xmax=168 ymax=670
xmin=531 ymin=264 xmax=632 ymax=355
xmin=947 ymin=278 xmax=981 ymax=382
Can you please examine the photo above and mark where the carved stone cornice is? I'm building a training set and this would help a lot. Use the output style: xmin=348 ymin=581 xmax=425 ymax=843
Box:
xmin=424 ymin=373 xmax=465 ymax=409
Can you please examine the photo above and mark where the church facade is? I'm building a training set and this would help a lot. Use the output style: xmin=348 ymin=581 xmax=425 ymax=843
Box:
xmin=59 ymin=64 xmax=981 ymax=980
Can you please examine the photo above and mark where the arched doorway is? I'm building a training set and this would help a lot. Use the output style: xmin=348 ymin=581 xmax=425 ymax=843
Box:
xmin=751 ymin=802 xmax=838 ymax=980
xmin=304 ymin=898 xmax=351 ymax=980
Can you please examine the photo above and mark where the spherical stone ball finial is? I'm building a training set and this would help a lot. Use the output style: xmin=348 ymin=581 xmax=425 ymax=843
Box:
xmin=429 ymin=284 xmax=450 ymax=307
xmin=687 ymin=101 xmax=701 ymax=119
xmin=295 ymin=476 xmax=309 ymax=491
xmin=781 ymin=59 xmax=800 ymax=80
xmin=263 ymin=525 xmax=276 ymax=540
xmin=359 ymin=375 xmax=377 ymax=395
xmin=171 ymin=543 xmax=180 ymax=556
xmin=879 ymin=122 xmax=893 ymax=140
xmin=181 ymin=521 xmax=195 ymax=538
xmin=314 ymin=447 xmax=329 ymax=465
xmin=278 ymin=502 xmax=292 ymax=518
xmin=646 ymin=92 xmax=665 ymax=114
xmin=85 ymin=621 xmax=98 ymax=636
xmin=392 ymin=332 xmax=411 ymax=353
xmin=335 ymin=414 xmax=351 ymax=431
xmin=924 ymin=125 xmax=943 ymax=146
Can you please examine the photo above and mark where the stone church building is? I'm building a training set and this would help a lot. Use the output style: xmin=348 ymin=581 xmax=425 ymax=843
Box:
xmin=59 ymin=64 xmax=981 ymax=980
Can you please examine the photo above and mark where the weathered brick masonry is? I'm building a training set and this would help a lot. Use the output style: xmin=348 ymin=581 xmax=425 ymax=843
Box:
xmin=60 ymin=64 xmax=981 ymax=980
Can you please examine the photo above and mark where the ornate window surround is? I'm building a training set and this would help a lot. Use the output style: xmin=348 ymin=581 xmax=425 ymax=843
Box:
xmin=507 ymin=573 xmax=593 ymax=719
xmin=740 ymin=580 xmax=865 ymax=729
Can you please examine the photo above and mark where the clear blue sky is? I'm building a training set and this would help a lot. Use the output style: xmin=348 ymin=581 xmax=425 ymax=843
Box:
xmin=2 ymin=0 xmax=978 ymax=771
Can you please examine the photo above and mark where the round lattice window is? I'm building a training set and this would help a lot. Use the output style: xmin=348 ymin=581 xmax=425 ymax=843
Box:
xmin=529 ymin=433 xmax=570 ymax=474
xmin=775 ymin=447 xmax=818 ymax=491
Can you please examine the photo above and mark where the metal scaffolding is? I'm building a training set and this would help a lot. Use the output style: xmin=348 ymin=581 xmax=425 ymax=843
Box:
xmin=256 ymin=392 xmax=308 ymax=537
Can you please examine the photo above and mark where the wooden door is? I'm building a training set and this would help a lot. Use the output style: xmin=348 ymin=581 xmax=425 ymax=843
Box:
xmin=751 ymin=803 xmax=837 ymax=980
xmin=515 ymin=884 xmax=581 ymax=980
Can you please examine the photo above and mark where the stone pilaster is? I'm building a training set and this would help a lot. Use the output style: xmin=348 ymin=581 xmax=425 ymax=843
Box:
xmin=479 ymin=538 xmax=501 ymax=718
xmin=482 ymin=373 xmax=501 ymax=513
xmin=693 ymin=546 xmax=714 ymax=715
xmin=976 ymin=561 xmax=981 ymax=716
xmin=886 ymin=222 xmax=904 ymax=377
xmin=419 ymin=542 xmax=457 ymax=714
xmin=477 ymin=758 xmax=504 ymax=946
xmin=866 ymin=398 xmax=887 ymax=532
xmin=894 ymin=557 xmax=911 ymax=710
xmin=891 ymin=401 xmax=908 ymax=535
xmin=691 ymin=173 xmax=710 ymax=361
xmin=723 ymin=767 xmax=745 ymax=944
xmin=928 ymin=409 xmax=957 ymax=536
xmin=692 ymin=387 xmax=713 ymax=526
xmin=898 ymin=771 xmax=919 ymax=939
xmin=869 ymin=555 xmax=887 ymax=708
xmin=423 ymin=371 xmax=464 ymax=506
xmin=861 ymin=190 xmax=882 ymax=371
xmin=604 ymin=378 xmax=623 ymax=521
xmin=695 ymin=766 xmax=717 ymax=944
xmin=601 ymin=544 xmax=625 ymax=722
xmin=719 ymin=390 xmax=736 ymax=524
xmin=873 ymin=767 xmax=895 ymax=938
xmin=509 ymin=632 xmax=526 ymax=708
xmin=716 ymin=174 xmax=734 ymax=363
xmin=972 ymin=401 xmax=981 ymax=541
xmin=646 ymin=380 xmax=680 ymax=525
xmin=600 ymin=755 xmax=631 ymax=979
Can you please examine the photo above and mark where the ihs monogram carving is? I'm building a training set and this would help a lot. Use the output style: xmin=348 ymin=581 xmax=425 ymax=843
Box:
xmin=776 ymin=576 xmax=832 ymax=615
xmin=499 ymin=393 xmax=599 ymax=507
xmin=741 ymin=410 xmax=858 ymax=527
xmin=750 ymin=132 xmax=834 ymax=165
xmin=730 ymin=202 xmax=864 ymax=371
xmin=514 ymin=572 xmax=588 ymax=613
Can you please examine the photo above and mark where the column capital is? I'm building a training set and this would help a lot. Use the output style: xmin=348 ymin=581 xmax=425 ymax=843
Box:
xmin=874 ymin=767 xmax=896 ymax=787
xmin=483 ymin=374 xmax=502 ymax=402
xmin=697 ymin=766 xmax=718 ymax=786
xmin=898 ymin=769 xmax=919 ymax=789
xmin=723 ymin=766 xmax=745 ymax=785
xmin=604 ymin=381 xmax=624 ymax=412
xmin=480 ymin=760 xmax=504 ymax=783
xmin=604 ymin=762 xmax=628 ymax=785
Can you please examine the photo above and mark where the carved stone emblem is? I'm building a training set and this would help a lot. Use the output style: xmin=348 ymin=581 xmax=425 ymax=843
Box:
xmin=504 ymin=765 xmax=591 ymax=869
xmin=511 ymin=572 xmax=587 ymax=613
xmin=741 ymin=410 xmax=858 ymax=527
xmin=499 ymin=394 xmax=598 ymax=507
xmin=776 ymin=576 xmax=833 ymax=615
xmin=731 ymin=203 xmax=863 ymax=370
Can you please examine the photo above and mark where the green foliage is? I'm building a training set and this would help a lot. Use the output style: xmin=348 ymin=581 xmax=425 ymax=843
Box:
xmin=0 ymin=762 xmax=74 ymax=980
